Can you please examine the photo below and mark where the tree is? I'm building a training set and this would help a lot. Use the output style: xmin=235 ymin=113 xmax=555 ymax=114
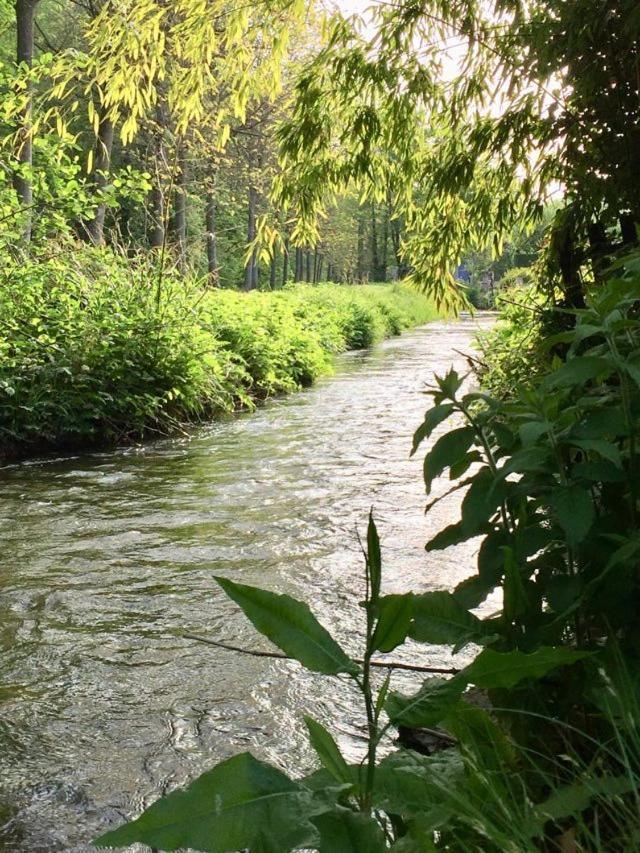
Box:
xmin=14 ymin=0 xmax=40 ymax=241
xmin=276 ymin=0 xmax=640 ymax=309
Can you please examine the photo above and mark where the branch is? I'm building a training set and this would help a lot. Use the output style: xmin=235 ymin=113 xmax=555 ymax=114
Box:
xmin=182 ymin=633 xmax=460 ymax=675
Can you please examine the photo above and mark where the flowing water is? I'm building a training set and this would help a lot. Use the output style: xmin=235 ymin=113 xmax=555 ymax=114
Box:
xmin=0 ymin=314 xmax=493 ymax=852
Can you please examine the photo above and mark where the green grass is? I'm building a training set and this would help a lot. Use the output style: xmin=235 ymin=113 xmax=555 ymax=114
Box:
xmin=0 ymin=249 xmax=439 ymax=456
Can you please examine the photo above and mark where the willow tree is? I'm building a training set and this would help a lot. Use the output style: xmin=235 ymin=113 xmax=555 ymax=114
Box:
xmin=272 ymin=0 xmax=640 ymax=309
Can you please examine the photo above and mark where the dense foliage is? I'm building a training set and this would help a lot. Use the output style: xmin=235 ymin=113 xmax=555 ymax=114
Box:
xmin=0 ymin=249 xmax=437 ymax=456
xmin=275 ymin=0 xmax=640 ymax=310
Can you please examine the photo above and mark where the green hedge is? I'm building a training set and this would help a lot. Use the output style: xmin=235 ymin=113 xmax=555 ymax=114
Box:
xmin=0 ymin=250 xmax=438 ymax=455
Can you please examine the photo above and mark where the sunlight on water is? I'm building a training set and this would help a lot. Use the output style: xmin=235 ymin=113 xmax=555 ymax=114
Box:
xmin=0 ymin=315 xmax=493 ymax=851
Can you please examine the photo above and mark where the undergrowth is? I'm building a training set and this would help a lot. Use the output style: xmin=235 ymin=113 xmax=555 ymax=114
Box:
xmin=0 ymin=246 xmax=438 ymax=457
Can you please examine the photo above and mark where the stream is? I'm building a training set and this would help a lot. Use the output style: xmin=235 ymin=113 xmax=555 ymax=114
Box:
xmin=0 ymin=314 xmax=493 ymax=851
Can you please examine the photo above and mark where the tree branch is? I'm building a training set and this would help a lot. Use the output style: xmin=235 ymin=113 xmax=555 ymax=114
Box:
xmin=182 ymin=633 xmax=460 ymax=674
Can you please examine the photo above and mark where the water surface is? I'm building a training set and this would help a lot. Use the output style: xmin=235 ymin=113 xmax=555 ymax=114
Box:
xmin=0 ymin=315 xmax=492 ymax=851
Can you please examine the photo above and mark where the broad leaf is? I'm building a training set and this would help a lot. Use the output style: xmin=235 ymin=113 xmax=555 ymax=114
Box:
xmin=313 ymin=808 xmax=387 ymax=852
xmin=550 ymin=485 xmax=595 ymax=546
xmin=94 ymin=753 xmax=321 ymax=852
xmin=215 ymin=577 xmax=358 ymax=675
xmin=374 ymin=749 xmax=463 ymax=822
xmin=411 ymin=403 xmax=455 ymax=456
xmin=569 ymin=438 xmax=622 ymax=467
xmin=386 ymin=676 xmax=465 ymax=728
xmin=372 ymin=593 xmax=414 ymax=653
xmin=410 ymin=591 xmax=486 ymax=647
xmin=536 ymin=775 xmax=635 ymax=822
xmin=463 ymin=647 xmax=592 ymax=689
xmin=304 ymin=717 xmax=352 ymax=785
xmin=423 ymin=426 xmax=476 ymax=493
xmin=544 ymin=356 xmax=613 ymax=389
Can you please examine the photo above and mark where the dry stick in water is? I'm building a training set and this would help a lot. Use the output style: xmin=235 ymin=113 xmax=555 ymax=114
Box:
xmin=183 ymin=633 xmax=460 ymax=675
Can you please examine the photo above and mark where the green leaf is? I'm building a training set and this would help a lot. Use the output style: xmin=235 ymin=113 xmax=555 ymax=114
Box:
xmin=463 ymin=647 xmax=592 ymax=690
xmin=366 ymin=512 xmax=381 ymax=604
xmin=386 ymin=676 xmax=465 ymax=728
xmin=423 ymin=426 xmax=476 ymax=493
xmin=570 ymin=438 xmax=622 ymax=467
xmin=312 ymin=808 xmax=387 ymax=852
xmin=536 ymin=775 xmax=635 ymax=822
xmin=410 ymin=590 xmax=486 ymax=647
xmin=444 ymin=702 xmax=515 ymax=769
xmin=460 ymin=467 xmax=505 ymax=530
xmin=544 ymin=356 xmax=613 ymax=389
xmin=94 ymin=753 xmax=320 ymax=851
xmin=372 ymin=593 xmax=414 ymax=653
xmin=453 ymin=574 xmax=499 ymax=609
xmin=215 ymin=577 xmax=358 ymax=675
xmin=374 ymin=749 xmax=463 ymax=823
xmin=572 ymin=460 xmax=625 ymax=483
xmin=550 ymin=485 xmax=595 ymax=546
xmin=411 ymin=403 xmax=455 ymax=456
xmin=304 ymin=717 xmax=352 ymax=785
xmin=519 ymin=420 xmax=550 ymax=446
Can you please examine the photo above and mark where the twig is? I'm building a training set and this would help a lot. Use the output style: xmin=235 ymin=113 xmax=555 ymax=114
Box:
xmin=182 ymin=633 xmax=460 ymax=675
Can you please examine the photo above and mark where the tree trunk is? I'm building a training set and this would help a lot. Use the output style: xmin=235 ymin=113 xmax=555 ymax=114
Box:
xmin=294 ymin=246 xmax=302 ymax=282
xmin=306 ymin=249 xmax=312 ymax=282
xmin=244 ymin=183 xmax=258 ymax=290
xmin=281 ymin=237 xmax=289 ymax=287
xmin=14 ymin=0 xmax=39 ymax=242
xmin=381 ymin=204 xmax=389 ymax=282
xmin=85 ymin=109 xmax=114 ymax=246
xmin=172 ymin=142 xmax=188 ymax=273
xmin=269 ymin=247 xmax=277 ymax=289
xmin=149 ymin=106 xmax=167 ymax=250
xmin=371 ymin=202 xmax=380 ymax=281
xmin=205 ymin=188 xmax=218 ymax=285
xmin=357 ymin=212 xmax=365 ymax=281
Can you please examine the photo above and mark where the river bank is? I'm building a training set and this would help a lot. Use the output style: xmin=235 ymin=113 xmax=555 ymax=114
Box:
xmin=0 ymin=315 xmax=492 ymax=850
xmin=0 ymin=255 xmax=439 ymax=461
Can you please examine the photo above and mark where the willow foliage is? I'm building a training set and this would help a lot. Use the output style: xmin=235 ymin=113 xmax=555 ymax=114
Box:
xmin=274 ymin=0 xmax=640 ymax=310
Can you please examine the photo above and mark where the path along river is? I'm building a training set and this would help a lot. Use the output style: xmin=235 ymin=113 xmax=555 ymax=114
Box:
xmin=0 ymin=314 xmax=493 ymax=851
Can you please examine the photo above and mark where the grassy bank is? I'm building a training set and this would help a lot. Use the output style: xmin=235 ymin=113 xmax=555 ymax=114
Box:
xmin=0 ymin=250 xmax=438 ymax=457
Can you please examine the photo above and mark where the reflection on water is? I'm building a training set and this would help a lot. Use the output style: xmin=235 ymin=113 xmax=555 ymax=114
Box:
xmin=0 ymin=315 xmax=492 ymax=851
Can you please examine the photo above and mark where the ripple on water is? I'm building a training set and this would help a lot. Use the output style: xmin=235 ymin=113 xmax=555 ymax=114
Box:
xmin=0 ymin=315 xmax=495 ymax=850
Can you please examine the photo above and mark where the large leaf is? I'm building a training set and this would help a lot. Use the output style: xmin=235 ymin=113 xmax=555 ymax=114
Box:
xmin=463 ymin=647 xmax=592 ymax=690
xmin=215 ymin=577 xmax=358 ymax=675
xmin=544 ymin=356 xmax=613 ymax=389
xmin=535 ymin=775 xmax=635 ymax=822
xmin=410 ymin=590 xmax=487 ymax=647
xmin=550 ymin=485 xmax=595 ymax=546
xmin=423 ymin=426 xmax=476 ymax=493
xmin=94 ymin=753 xmax=321 ymax=852
xmin=411 ymin=403 xmax=455 ymax=456
xmin=374 ymin=749 xmax=463 ymax=822
xmin=386 ymin=676 xmax=465 ymax=728
xmin=371 ymin=593 xmax=414 ymax=653
xmin=312 ymin=808 xmax=388 ymax=852
xmin=304 ymin=717 xmax=352 ymax=785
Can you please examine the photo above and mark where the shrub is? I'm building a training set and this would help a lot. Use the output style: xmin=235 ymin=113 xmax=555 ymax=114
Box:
xmin=0 ymin=250 xmax=438 ymax=456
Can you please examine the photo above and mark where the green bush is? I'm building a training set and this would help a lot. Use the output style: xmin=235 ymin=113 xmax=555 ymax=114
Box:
xmin=0 ymin=250 xmax=438 ymax=455
xmin=475 ymin=277 xmax=549 ymax=396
